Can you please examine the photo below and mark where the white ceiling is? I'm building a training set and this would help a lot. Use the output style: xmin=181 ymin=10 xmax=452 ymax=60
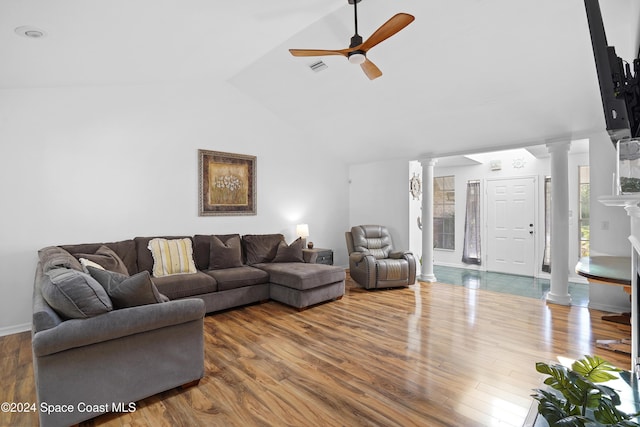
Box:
xmin=2 ymin=0 xmax=638 ymax=164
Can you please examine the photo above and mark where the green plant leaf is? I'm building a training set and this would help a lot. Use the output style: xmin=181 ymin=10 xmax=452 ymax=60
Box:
xmin=534 ymin=357 xmax=639 ymax=426
xmin=537 ymin=362 xmax=599 ymax=407
xmin=532 ymin=389 xmax=585 ymax=426
xmin=593 ymin=398 xmax=640 ymax=426
xmin=572 ymin=355 xmax=621 ymax=383
xmin=594 ymin=384 xmax=622 ymax=407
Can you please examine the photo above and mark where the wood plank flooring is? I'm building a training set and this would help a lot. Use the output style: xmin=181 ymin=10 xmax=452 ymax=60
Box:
xmin=0 ymin=276 xmax=631 ymax=427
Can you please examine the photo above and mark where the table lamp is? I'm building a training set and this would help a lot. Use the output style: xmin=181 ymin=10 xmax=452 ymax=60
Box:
xmin=296 ymin=224 xmax=310 ymax=248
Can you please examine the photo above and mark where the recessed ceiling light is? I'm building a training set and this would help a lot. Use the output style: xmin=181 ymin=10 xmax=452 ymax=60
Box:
xmin=14 ymin=26 xmax=46 ymax=39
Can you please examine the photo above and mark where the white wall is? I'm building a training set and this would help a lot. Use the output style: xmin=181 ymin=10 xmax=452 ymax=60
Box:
xmin=588 ymin=131 xmax=632 ymax=312
xmin=348 ymin=160 xmax=411 ymax=251
xmin=600 ymin=0 xmax=640 ymax=62
xmin=0 ymin=80 xmax=350 ymax=333
xmin=430 ymin=148 xmax=588 ymax=282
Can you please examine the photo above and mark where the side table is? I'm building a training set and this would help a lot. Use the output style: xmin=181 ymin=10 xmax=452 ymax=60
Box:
xmin=303 ymin=248 xmax=333 ymax=265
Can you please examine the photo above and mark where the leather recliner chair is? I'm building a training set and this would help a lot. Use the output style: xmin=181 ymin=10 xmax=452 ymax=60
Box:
xmin=345 ymin=225 xmax=417 ymax=289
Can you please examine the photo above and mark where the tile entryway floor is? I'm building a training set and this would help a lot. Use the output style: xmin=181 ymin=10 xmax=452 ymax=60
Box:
xmin=432 ymin=265 xmax=590 ymax=307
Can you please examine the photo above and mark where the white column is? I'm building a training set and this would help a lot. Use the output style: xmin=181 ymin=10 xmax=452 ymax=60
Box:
xmin=420 ymin=158 xmax=437 ymax=282
xmin=546 ymin=141 xmax=572 ymax=305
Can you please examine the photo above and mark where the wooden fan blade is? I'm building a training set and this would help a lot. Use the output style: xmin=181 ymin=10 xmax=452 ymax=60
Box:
xmin=361 ymin=59 xmax=382 ymax=80
xmin=359 ymin=13 xmax=415 ymax=52
xmin=289 ymin=48 xmax=349 ymax=57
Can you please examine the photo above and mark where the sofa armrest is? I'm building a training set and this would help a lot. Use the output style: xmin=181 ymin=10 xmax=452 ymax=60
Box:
xmin=32 ymin=298 xmax=205 ymax=357
xmin=303 ymin=251 xmax=317 ymax=264
xmin=348 ymin=252 xmax=377 ymax=289
xmin=349 ymin=251 xmax=372 ymax=263
xmin=389 ymin=250 xmax=412 ymax=259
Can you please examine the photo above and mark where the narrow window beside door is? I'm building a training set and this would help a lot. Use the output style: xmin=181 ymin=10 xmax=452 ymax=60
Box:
xmin=579 ymin=165 xmax=590 ymax=257
xmin=462 ymin=180 xmax=481 ymax=264
xmin=542 ymin=177 xmax=551 ymax=273
xmin=434 ymin=175 xmax=455 ymax=250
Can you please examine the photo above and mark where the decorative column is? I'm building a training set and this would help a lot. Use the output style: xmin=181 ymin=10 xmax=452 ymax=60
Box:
xmin=420 ymin=158 xmax=437 ymax=282
xmin=546 ymin=141 xmax=572 ymax=305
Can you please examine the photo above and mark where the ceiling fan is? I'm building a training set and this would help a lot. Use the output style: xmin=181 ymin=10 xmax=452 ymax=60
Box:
xmin=289 ymin=0 xmax=415 ymax=80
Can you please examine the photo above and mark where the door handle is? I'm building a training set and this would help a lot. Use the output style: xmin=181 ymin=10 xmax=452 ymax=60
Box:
xmin=529 ymin=231 xmax=534 ymax=235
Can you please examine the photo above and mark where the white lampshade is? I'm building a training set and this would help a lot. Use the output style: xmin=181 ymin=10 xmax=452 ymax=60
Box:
xmin=296 ymin=224 xmax=309 ymax=239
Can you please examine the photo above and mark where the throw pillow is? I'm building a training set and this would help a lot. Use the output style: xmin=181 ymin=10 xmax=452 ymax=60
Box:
xmin=148 ymin=238 xmax=197 ymax=277
xmin=87 ymin=267 xmax=168 ymax=308
xmin=38 ymin=246 xmax=83 ymax=272
xmin=74 ymin=245 xmax=129 ymax=275
xmin=41 ymin=268 xmax=113 ymax=319
xmin=272 ymin=237 xmax=305 ymax=263
xmin=78 ymin=257 xmax=105 ymax=272
xmin=209 ymin=235 xmax=243 ymax=269
xmin=242 ymin=234 xmax=284 ymax=265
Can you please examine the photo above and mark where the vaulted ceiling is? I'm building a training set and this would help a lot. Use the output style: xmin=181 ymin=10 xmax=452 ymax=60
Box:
xmin=2 ymin=0 xmax=638 ymax=164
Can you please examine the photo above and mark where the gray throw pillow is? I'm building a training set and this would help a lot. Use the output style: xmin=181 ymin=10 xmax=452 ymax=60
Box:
xmin=272 ymin=237 xmax=305 ymax=263
xmin=74 ymin=245 xmax=129 ymax=275
xmin=242 ymin=234 xmax=284 ymax=265
xmin=38 ymin=246 xmax=83 ymax=272
xmin=88 ymin=266 xmax=168 ymax=308
xmin=209 ymin=235 xmax=243 ymax=269
xmin=41 ymin=268 xmax=113 ymax=319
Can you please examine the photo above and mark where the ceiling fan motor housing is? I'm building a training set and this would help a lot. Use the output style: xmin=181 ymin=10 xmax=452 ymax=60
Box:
xmin=349 ymin=34 xmax=363 ymax=48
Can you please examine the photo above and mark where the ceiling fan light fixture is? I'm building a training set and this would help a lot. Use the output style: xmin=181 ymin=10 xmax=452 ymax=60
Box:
xmin=348 ymin=52 xmax=366 ymax=65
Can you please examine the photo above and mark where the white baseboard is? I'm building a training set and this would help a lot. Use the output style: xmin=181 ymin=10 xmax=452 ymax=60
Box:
xmin=434 ymin=261 xmax=483 ymax=270
xmin=0 ymin=323 xmax=31 ymax=337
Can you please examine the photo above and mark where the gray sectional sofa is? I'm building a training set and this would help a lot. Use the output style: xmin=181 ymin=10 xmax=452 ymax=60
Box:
xmin=32 ymin=233 xmax=345 ymax=427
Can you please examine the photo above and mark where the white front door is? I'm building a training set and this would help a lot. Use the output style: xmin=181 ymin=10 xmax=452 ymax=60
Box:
xmin=486 ymin=177 xmax=536 ymax=276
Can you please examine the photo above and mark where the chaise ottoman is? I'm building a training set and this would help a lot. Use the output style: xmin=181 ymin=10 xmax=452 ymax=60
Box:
xmin=255 ymin=262 xmax=346 ymax=310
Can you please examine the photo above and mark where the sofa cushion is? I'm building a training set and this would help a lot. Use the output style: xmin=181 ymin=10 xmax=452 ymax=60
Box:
xmin=38 ymin=246 xmax=83 ymax=273
xmin=60 ymin=239 xmax=138 ymax=276
xmin=151 ymin=271 xmax=217 ymax=300
xmin=87 ymin=267 xmax=168 ymax=308
xmin=204 ymin=266 xmax=269 ymax=291
xmin=148 ymin=238 xmax=197 ymax=277
xmin=242 ymin=234 xmax=284 ymax=265
xmin=255 ymin=263 xmax=346 ymax=291
xmin=73 ymin=245 xmax=129 ymax=275
xmin=272 ymin=237 xmax=304 ymax=263
xmin=41 ymin=268 xmax=113 ymax=319
xmin=209 ymin=235 xmax=243 ymax=269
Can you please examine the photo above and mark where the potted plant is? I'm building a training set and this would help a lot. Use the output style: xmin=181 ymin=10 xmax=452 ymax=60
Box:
xmin=532 ymin=355 xmax=639 ymax=426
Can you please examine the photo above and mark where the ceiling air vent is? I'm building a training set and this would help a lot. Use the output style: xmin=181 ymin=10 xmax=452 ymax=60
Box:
xmin=309 ymin=60 xmax=328 ymax=73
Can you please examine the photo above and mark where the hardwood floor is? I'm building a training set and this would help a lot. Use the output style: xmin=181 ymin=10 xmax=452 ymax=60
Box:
xmin=0 ymin=276 xmax=631 ymax=427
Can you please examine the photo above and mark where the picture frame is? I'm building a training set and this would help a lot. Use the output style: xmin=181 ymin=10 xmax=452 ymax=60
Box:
xmin=198 ymin=149 xmax=256 ymax=216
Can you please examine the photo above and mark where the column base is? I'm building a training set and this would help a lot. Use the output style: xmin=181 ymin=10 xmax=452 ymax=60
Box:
xmin=546 ymin=292 xmax=572 ymax=306
xmin=419 ymin=273 xmax=437 ymax=283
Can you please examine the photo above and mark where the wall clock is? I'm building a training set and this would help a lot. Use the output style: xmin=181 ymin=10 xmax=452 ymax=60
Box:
xmin=410 ymin=173 xmax=422 ymax=200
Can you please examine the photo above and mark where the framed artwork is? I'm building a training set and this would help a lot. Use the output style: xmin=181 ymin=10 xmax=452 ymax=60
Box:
xmin=198 ymin=150 xmax=256 ymax=216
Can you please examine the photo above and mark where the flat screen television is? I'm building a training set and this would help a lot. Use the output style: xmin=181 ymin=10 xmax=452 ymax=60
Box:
xmin=584 ymin=0 xmax=640 ymax=144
